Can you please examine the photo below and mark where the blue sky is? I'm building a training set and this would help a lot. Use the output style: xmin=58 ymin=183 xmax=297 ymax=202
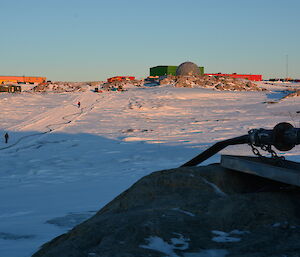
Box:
xmin=0 ymin=0 xmax=299 ymax=81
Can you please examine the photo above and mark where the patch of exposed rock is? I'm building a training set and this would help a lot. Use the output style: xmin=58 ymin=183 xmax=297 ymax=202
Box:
xmin=32 ymin=164 xmax=300 ymax=257
xmin=282 ymin=89 xmax=300 ymax=99
xmin=33 ymin=82 xmax=89 ymax=92
xmin=102 ymin=80 xmax=144 ymax=90
xmin=160 ymin=75 xmax=265 ymax=91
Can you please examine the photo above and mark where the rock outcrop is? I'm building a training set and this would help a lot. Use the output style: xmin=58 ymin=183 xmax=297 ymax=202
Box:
xmin=160 ymin=75 xmax=265 ymax=92
xmin=33 ymin=82 xmax=89 ymax=92
xmin=32 ymin=164 xmax=300 ymax=257
xmin=102 ymin=79 xmax=144 ymax=90
xmin=282 ymin=89 xmax=300 ymax=99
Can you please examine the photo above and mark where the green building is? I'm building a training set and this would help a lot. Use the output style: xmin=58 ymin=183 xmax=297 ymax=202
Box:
xmin=150 ymin=65 xmax=204 ymax=76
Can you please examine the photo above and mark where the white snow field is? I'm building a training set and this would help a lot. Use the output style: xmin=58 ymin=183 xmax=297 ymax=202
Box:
xmin=1 ymin=83 xmax=300 ymax=257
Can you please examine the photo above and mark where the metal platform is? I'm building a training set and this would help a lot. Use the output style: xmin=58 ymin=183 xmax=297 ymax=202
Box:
xmin=221 ymin=155 xmax=300 ymax=187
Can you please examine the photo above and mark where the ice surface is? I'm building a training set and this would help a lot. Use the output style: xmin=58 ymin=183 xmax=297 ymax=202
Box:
xmin=140 ymin=234 xmax=189 ymax=257
xmin=1 ymin=83 xmax=300 ymax=256
xmin=211 ymin=230 xmax=250 ymax=243
xmin=171 ymin=208 xmax=196 ymax=217
xmin=201 ymin=178 xmax=227 ymax=197
xmin=184 ymin=249 xmax=229 ymax=257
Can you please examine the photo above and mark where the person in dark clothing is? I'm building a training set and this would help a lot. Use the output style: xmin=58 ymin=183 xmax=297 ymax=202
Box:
xmin=77 ymin=101 xmax=81 ymax=108
xmin=4 ymin=133 xmax=9 ymax=144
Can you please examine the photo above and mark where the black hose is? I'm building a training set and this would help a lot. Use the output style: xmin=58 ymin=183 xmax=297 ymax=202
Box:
xmin=180 ymin=134 xmax=249 ymax=167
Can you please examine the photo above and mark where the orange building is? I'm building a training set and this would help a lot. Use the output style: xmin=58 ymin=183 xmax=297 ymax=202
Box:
xmin=0 ymin=76 xmax=46 ymax=84
xmin=107 ymin=76 xmax=135 ymax=83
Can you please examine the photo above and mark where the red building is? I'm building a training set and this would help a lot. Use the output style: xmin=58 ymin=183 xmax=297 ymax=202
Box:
xmin=107 ymin=76 xmax=135 ymax=83
xmin=205 ymin=73 xmax=262 ymax=81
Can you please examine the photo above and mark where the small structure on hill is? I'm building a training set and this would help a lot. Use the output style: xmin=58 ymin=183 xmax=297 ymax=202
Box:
xmin=0 ymin=85 xmax=21 ymax=93
xmin=107 ymin=76 xmax=135 ymax=83
xmin=176 ymin=61 xmax=201 ymax=76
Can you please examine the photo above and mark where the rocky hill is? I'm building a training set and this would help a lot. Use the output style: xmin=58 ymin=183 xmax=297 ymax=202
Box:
xmin=32 ymin=82 xmax=90 ymax=92
xmin=160 ymin=75 xmax=265 ymax=91
xmin=32 ymin=163 xmax=300 ymax=257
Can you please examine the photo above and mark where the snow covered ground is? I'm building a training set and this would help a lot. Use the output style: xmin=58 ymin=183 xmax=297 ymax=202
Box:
xmin=1 ymin=82 xmax=300 ymax=257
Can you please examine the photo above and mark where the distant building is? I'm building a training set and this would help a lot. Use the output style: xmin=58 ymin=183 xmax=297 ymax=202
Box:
xmin=0 ymin=76 xmax=46 ymax=84
xmin=107 ymin=76 xmax=135 ymax=83
xmin=176 ymin=62 xmax=202 ymax=76
xmin=205 ymin=73 xmax=262 ymax=81
xmin=150 ymin=65 xmax=205 ymax=77
xmin=269 ymin=78 xmax=300 ymax=82
xmin=0 ymin=85 xmax=22 ymax=93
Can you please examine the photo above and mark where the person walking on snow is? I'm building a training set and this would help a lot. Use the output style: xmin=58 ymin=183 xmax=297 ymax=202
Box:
xmin=4 ymin=133 xmax=9 ymax=144
xmin=77 ymin=101 xmax=81 ymax=108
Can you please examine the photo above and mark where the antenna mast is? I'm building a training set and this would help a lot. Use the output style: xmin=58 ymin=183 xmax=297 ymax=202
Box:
xmin=286 ymin=54 xmax=289 ymax=80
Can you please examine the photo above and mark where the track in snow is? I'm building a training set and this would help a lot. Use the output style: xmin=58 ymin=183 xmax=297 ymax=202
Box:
xmin=0 ymin=92 xmax=111 ymax=151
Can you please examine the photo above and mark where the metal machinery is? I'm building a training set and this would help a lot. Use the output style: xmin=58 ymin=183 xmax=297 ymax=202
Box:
xmin=181 ymin=122 xmax=300 ymax=187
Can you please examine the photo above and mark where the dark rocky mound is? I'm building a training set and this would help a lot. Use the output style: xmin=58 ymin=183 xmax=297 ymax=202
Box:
xmin=32 ymin=164 xmax=300 ymax=257
xmin=33 ymin=82 xmax=88 ymax=92
xmin=102 ymin=79 xmax=143 ymax=90
xmin=160 ymin=75 xmax=265 ymax=91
